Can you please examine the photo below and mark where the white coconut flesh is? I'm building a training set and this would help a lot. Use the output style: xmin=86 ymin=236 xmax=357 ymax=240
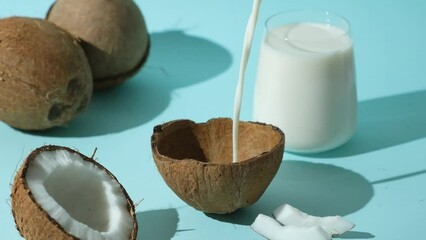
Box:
xmin=273 ymin=204 xmax=355 ymax=236
xmin=251 ymin=214 xmax=331 ymax=240
xmin=25 ymin=150 xmax=134 ymax=240
xmin=251 ymin=205 xmax=355 ymax=239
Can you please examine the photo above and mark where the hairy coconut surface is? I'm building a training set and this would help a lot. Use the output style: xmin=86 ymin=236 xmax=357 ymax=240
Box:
xmin=0 ymin=17 xmax=92 ymax=130
xmin=47 ymin=0 xmax=150 ymax=89
xmin=11 ymin=145 xmax=137 ymax=240
xmin=151 ymin=118 xmax=285 ymax=214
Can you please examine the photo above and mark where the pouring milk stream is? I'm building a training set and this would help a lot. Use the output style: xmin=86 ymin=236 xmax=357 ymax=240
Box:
xmin=232 ymin=0 xmax=262 ymax=163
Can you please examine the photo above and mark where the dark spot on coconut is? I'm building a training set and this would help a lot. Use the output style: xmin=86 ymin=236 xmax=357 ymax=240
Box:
xmin=48 ymin=103 xmax=69 ymax=121
xmin=67 ymin=77 xmax=81 ymax=97
xmin=76 ymin=95 xmax=88 ymax=113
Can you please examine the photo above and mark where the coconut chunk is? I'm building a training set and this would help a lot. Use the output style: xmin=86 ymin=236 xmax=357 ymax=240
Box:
xmin=251 ymin=214 xmax=331 ymax=240
xmin=273 ymin=204 xmax=355 ymax=236
xmin=11 ymin=146 xmax=137 ymax=240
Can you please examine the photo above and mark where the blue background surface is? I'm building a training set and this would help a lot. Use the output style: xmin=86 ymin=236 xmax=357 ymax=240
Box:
xmin=0 ymin=0 xmax=425 ymax=239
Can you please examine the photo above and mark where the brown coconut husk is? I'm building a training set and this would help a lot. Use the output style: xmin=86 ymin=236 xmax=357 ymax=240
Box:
xmin=84 ymin=40 xmax=151 ymax=90
xmin=11 ymin=145 xmax=138 ymax=240
xmin=46 ymin=0 xmax=150 ymax=90
xmin=151 ymin=118 xmax=285 ymax=214
xmin=0 ymin=17 xmax=92 ymax=130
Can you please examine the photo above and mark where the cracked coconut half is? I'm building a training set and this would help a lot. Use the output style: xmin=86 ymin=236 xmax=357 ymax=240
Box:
xmin=11 ymin=145 xmax=137 ymax=240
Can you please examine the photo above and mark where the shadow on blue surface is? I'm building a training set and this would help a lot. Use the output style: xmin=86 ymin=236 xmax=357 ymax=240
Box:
xmin=338 ymin=231 xmax=375 ymax=239
xmin=371 ymin=169 xmax=426 ymax=184
xmin=137 ymin=208 xmax=180 ymax=240
xmin=26 ymin=30 xmax=232 ymax=137
xmin=207 ymin=160 xmax=373 ymax=226
xmin=302 ymin=90 xmax=426 ymax=158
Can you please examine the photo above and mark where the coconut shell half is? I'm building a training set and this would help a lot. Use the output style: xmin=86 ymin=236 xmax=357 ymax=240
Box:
xmin=11 ymin=145 xmax=138 ymax=240
xmin=151 ymin=118 xmax=285 ymax=214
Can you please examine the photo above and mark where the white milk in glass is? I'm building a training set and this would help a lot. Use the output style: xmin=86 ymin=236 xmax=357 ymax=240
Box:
xmin=253 ymin=20 xmax=357 ymax=153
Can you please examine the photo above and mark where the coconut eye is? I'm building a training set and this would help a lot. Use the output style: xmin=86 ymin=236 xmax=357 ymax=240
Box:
xmin=76 ymin=95 xmax=89 ymax=113
xmin=67 ymin=77 xmax=82 ymax=97
xmin=48 ymin=103 xmax=68 ymax=121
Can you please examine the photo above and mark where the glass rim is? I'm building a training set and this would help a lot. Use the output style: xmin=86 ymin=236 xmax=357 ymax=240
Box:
xmin=265 ymin=9 xmax=351 ymax=42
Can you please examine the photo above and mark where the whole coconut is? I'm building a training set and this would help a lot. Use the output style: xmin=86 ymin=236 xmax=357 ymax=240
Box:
xmin=0 ymin=17 xmax=92 ymax=130
xmin=47 ymin=0 xmax=150 ymax=89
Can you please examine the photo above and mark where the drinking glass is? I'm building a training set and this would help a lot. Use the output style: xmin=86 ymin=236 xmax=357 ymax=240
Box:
xmin=253 ymin=10 xmax=357 ymax=153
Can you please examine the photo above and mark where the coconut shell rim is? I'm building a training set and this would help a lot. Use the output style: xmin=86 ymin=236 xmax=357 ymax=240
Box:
xmin=11 ymin=145 xmax=138 ymax=239
xmin=151 ymin=117 xmax=285 ymax=166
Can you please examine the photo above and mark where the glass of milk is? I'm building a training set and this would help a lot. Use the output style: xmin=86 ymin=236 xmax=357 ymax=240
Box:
xmin=253 ymin=10 xmax=357 ymax=153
